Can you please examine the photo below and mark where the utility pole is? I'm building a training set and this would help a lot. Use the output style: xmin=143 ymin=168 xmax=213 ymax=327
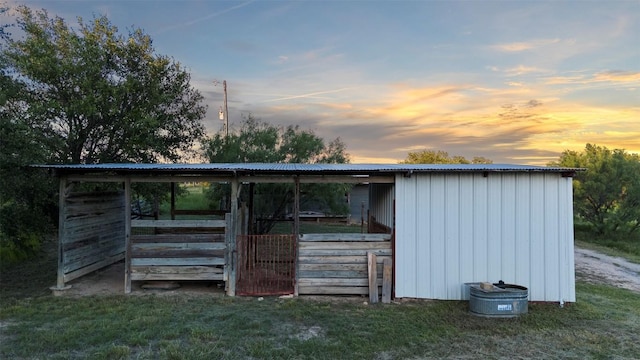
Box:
xmin=214 ymin=79 xmax=229 ymax=139
xmin=223 ymin=80 xmax=228 ymax=139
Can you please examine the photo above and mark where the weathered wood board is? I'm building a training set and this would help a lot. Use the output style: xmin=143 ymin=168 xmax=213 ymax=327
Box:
xmin=130 ymin=219 xmax=227 ymax=282
xmin=297 ymin=233 xmax=392 ymax=296
xmin=60 ymin=192 xmax=125 ymax=279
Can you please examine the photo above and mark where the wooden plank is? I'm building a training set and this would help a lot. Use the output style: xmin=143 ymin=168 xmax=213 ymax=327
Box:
xmin=125 ymin=178 xmax=132 ymax=294
xmin=63 ymin=246 xmax=125 ymax=272
xmin=298 ymin=242 xmax=391 ymax=250
xmin=132 ymin=234 xmax=225 ymax=243
xmin=131 ymin=265 xmax=223 ymax=274
xmin=299 ymin=233 xmax=391 ymax=242
xmin=64 ymin=243 xmax=125 ymax=266
xmin=57 ymin=177 xmax=69 ymax=288
xmin=132 ymin=219 xmax=226 ymax=228
xmin=66 ymin=201 xmax=124 ymax=214
xmin=224 ymin=213 xmax=230 ymax=283
xmin=153 ymin=227 xmax=225 ymax=235
xmin=132 ymin=243 xmax=226 ymax=251
xmin=298 ymin=255 xmax=391 ymax=264
xmin=131 ymin=266 xmax=223 ymax=281
xmin=298 ymin=278 xmax=383 ymax=287
xmin=63 ymin=220 xmax=125 ymax=244
xmin=368 ymin=252 xmax=378 ymax=303
xmin=382 ymin=258 xmax=392 ymax=303
xmin=228 ymin=179 xmax=238 ymax=296
xmin=63 ymin=253 xmax=125 ymax=283
xmin=131 ymin=272 xmax=224 ymax=281
xmin=298 ymin=286 xmax=382 ymax=295
xmin=299 ymin=270 xmax=372 ymax=279
xmin=299 ymin=263 xmax=368 ymax=272
xmin=131 ymin=265 xmax=224 ymax=275
xmin=172 ymin=209 xmax=227 ymax=216
xmin=294 ymin=177 xmax=300 ymax=297
xmin=299 ymin=248 xmax=392 ymax=257
xmin=132 ymin=249 xmax=224 ymax=258
xmin=131 ymin=257 xmax=225 ymax=266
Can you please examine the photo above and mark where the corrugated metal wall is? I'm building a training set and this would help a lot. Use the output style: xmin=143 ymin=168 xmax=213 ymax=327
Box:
xmin=395 ymin=172 xmax=575 ymax=302
xmin=369 ymin=183 xmax=394 ymax=229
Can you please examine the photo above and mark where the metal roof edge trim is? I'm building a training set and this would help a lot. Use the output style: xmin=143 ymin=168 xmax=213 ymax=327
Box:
xmin=30 ymin=163 xmax=585 ymax=174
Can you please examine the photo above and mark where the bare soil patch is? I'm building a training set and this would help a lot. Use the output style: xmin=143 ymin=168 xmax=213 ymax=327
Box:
xmin=574 ymin=247 xmax=640 ymax=293
xmin=58 ymin=261 xmax=226 ymax=297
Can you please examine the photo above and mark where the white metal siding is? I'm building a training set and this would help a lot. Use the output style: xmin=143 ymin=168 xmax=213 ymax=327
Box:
xmin=395 ymin=172 xmax=575 ymax=302
xmin=369 ymin=184 xmax=394 ymax=229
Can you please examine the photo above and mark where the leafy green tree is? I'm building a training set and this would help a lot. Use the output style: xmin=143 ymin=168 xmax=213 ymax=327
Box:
xmin=3 ymin=6 xmax=206 ymax=164
xmin=202 ymin=116 xmax=350 ymax=234
xmin=401 ymin=149 xmax=493 ymax=164
xmin=1 ymin=6 xmax=206 ymax=262
xmin=1 ymin=6 xmax=55 ymax=263
xmin=551 ymin=144 xmax=640 ymax=235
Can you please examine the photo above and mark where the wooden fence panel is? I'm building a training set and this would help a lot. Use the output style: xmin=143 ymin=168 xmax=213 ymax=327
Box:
xmin=297 ymin=233 xmax=392 ymax=297
xmin=130 ymin=219 xmax=227 ymax=281
xmin=61 ymin=192 xmax=125 ymax=283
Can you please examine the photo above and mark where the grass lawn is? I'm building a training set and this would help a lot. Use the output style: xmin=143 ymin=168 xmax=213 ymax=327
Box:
xmin=0 ymin=284 xmax=639 ymax=359
xmin=2 ymin=238 xmax=640 ymax=359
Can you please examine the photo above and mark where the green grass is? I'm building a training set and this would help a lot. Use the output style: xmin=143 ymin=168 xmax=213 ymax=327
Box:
xmin=1 ymin=283 xmax=639 ymax=359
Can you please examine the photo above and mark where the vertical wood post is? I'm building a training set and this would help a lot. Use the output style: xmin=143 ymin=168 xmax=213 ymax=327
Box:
xmin=124 ymin=178 xmax=132 ymax=294
xmin=224 ymin=213 xmax=231 ymax=287
xmin=56 ymin=177 xmax=69 ymax=289
xmin=170 ymin=182 xmax=176 ymax=220
xmin=227 ymin=178 xmax=239 ymax=296
xmin=248 ymin=182 xmax=255 ymax=234
xmin=294 ymin=176 xmax=300 ymax=296
xmin=368 ymin=252 xmax=378 ymax=303
xmin=382 ymin=258 xmax=392 ymax=303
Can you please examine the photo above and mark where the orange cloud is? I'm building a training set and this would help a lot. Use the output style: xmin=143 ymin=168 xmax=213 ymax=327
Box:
xmin=491 ymin=38 xmax=561 ymax=52
xmin=593 ymin=70 xmax=640 ymax=83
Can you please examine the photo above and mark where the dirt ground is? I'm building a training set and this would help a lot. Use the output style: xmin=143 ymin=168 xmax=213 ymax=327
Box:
xmin=574 ymin=247 xmax=640 ymax=293
xmin=56 ymin=263 xmax=227 ymax=297
xmin=56 ymin=246 xmax=640 ymax=297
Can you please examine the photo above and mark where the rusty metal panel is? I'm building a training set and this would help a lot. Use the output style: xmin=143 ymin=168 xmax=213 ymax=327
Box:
xmin=236 ymin=234 xmax=296 ymax=296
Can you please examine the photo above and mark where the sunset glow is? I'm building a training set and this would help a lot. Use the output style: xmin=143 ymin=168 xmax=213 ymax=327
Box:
xmin=4 ymin=1 xmax=638 ymax=165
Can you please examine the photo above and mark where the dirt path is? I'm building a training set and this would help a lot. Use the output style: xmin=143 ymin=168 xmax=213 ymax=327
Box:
xmin=574 ymin=247 xmax=640 ymax=293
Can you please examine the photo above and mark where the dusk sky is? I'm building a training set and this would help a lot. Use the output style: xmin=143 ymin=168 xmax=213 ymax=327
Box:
xmin=4 ymin=1 xmax=639 ymax=164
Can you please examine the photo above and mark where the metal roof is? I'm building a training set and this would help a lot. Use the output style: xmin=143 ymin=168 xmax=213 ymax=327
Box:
xmin=33 ymin=163 xmax=582 ymax=176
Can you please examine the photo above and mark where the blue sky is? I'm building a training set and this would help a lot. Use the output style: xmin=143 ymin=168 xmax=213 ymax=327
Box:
xmin=4 ymin=0 xmax=639 ymax=164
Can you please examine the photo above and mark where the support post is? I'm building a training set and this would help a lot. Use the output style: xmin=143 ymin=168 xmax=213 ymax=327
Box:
xmin=368 ymin=252 xmax=379 ymax=303
xmin=294 ymin=176 xmax=300 ymax=296
xmin=124 ymin=178 xmax=132 ymax=293
xmin=170 ymin=182 xmax=176 ymax=220
xmin=227 ymin=178 xmax=239 ymax=296
xmin=55 ymin=177 xmax=70 ymax=290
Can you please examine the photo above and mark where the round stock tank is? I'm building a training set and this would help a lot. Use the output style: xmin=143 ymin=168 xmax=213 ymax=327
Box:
xmin=467 ymin=281 xmax=528 ymax=318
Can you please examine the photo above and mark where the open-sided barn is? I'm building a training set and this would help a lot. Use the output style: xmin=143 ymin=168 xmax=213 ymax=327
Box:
xmin=38 ymin=163 xmax=580 ymax=303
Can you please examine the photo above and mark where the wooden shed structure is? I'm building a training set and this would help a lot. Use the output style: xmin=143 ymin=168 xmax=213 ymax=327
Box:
xmin=39 ymin=163 xmax=579 ymax=302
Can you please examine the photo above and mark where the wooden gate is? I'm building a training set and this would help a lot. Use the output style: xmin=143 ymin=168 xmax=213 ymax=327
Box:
xmin=236 ymin=234 xmax=296 ymax=296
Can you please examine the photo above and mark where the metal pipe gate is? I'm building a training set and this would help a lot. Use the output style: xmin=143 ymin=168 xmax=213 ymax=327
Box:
xmin=236 ymin=234 xmax=296 ymax=296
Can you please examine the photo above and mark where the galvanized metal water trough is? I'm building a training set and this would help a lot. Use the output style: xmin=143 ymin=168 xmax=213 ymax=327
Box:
xmin=467 ymin=281 xmax=528 ymax=318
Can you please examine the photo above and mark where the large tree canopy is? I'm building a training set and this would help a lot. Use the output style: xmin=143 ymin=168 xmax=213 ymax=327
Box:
xmin=401 ymin=149 xmax=493 ymax=164
xmin=1 ymin=6 xmax=206 ymax=263
xmin=3 ymin=6 xmax=206 ymax=164
xmin=551 ymin=143 xmax=640 ymax=235
xmin=202 ymin=116 xmax=350 ymax=234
